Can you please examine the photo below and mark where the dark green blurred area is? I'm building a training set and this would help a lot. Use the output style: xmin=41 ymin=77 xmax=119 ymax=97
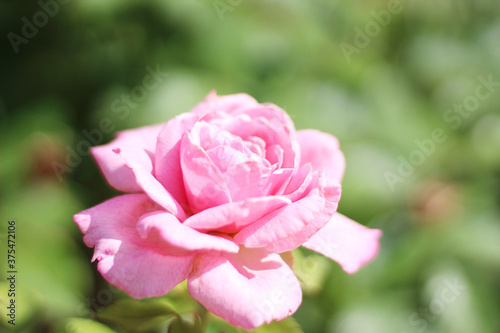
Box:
xmin=1 ymin=0 xmax=500 ymax=332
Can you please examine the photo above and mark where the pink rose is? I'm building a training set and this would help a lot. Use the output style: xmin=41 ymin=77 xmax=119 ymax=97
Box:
xmin=74 ymin=92 xmax=381 ymax=329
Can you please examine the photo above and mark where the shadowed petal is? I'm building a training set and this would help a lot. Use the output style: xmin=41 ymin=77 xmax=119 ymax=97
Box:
xmin=154 ymin=113 xmax=199 ymax=210
xmin=187 ymin=248 xmax=302 ymax=330
xmin=180 ymin=132 xmax=231 ymax=213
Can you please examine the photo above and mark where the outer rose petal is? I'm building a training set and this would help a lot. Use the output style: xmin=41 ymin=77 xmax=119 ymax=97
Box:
xmin=234 ymin=173 xmax=342 ymax=253
xmin=183 ymin=196 xmax=291 ymax=234
xmin=96 ymin=241 xmax=194 ymax=299
xmin=266 ymin=184 xmax=341 ymax=253
xmin=154 ymin=113 xmax=199 ymax=210
xmin=136 ymin=211 xmax=239 ymax=255
xmin=91 ymin=124 xmax=165 ymax=192
xmin=114 ymin=147 xmax=187 ymax=220
xmin=73 ymin=194 xmax=194 ymax=298
xmin=188 ymin=248 xmax=302 ymax=330
xmin=190 ymin=91 xmax=259 ymax=117
xmin=302 ymin=213 xmax=382 ymax=274
xmin=297 ymin=129 xmax=345 ymax=185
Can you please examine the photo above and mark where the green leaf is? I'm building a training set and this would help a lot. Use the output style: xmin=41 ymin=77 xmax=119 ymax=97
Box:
xmin=204 ymin=313 xmax=246 ymax=333
xmin=98 ymin=299 xmax=178 ymax=332
xmin=168 ymin=316 xmax=202 ymax=333
xmin=204 ymin=313 xmax=303 ymax=333
xmin=161 ymin=281 xmax=200 ymax=313
xmin=59 ymin=318 xmax=118 ymax=333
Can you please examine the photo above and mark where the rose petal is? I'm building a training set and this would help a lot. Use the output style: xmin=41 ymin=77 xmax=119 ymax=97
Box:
xmin=303 ymin=213 xmax=382 ymax=274
xmin=187 ymin=248 xmax=302 ymax=330
xmin=267 ymin=168 xmax=294 ymax=196
xmin=223 ymin=161 xmax=273 ymax=202
xmin=74 ymin=194 xmax=193 ymax=298
xmin=236 ymin=105 xmax=300 ymax=168
xmin=296 ymin=129 xmax=345 ymax=185
xmin=282 ymin=163 xmax=313 ymax=201
xmin=96 ymin=243 xmax=194 ymax=299
xmin=183 ymin=196 xmax=291 ymax=234
xmin=114 ymin=147 xmax=187 ymax=220
xmin=236 ymin=104 xmax=296 ymax=134
xmin=234 ymin=173 xmax=342 ymax=252
xmin=267 ymin=184 xmax=341 ymax=253
xmin=136 ymin=211 xmax=239 ymax=255
xmin=180 ymin=132 xmax=231 ymax=213
xmin=154 ymin=113 xmax=199 ymax=210
xmin=265 ymin=144 xmax=284 ymax=168
xmin=190 ymin=91 xmax=259 ymax=117
xmin=216 ymin=114 xmax=297 ymax=169
xmin=91 ymin=124 xmax=165 ymax=192
xmin=74 ymin=194 xmax=157 ymax=242
xmin=206 ymin=141 xmax=254 ymax=173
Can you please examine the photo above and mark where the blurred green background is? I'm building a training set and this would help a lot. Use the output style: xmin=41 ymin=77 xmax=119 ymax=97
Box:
xmin=1 ymin=0 xmax=500 ymax=332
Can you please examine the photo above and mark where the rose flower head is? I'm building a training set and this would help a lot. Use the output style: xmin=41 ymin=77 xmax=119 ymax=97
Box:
xmin=74 ymin=92 xmax=381 ymax=329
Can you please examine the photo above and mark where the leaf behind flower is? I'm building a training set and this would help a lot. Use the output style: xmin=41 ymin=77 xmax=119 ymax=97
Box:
xmin=97 ymin=299 xmax=178 ymax=332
